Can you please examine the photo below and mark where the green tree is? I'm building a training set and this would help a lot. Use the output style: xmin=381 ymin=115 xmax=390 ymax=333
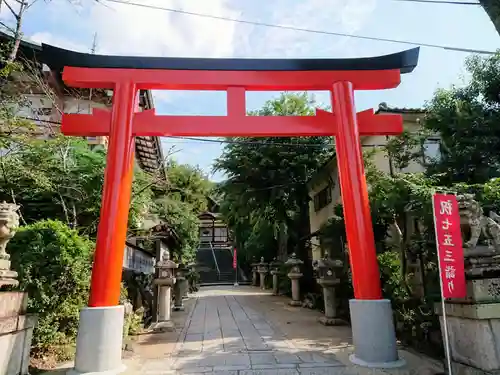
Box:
xmin=0 ymin=136 xmax=155 ymax=236
xmin=214 ymin=92 xmax=332 ymax=270
xmin=8 ymin=220 xmax=93 ymax=358
xmin=386 ymin=52 xmax=500 ymax=185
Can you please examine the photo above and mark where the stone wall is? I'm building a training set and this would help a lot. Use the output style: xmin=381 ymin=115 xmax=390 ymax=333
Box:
xmin=0 ymin=292 xmax=37 ymax=375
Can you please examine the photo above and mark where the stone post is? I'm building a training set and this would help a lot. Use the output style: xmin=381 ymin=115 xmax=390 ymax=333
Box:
xmin=257 ymin=257 xmax=269 ymax=290
xmin=0 ymin=202 xmax=20 ymax=287
xmin=0 ymin=203 xmax=37 ymax=375
xmin=285 ymin=253 xmax=303 ymax=307
xmin=270 ymin=258 xmax=283 ymax=296
xmin=174 ymin=264 xmax=188 ymax=311
xmin=316 ymin=256 xmax=346 ymax=325
xmin=251 ymin=257 xmax=259 ymax=287
xmin=153 ymin=256 xmax=177 ymax=332
xmin=435 ymin=195 xmax=500 ymax=375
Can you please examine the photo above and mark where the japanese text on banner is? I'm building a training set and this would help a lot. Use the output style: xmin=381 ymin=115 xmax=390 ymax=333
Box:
xmin=432 ymin=193 xmax=466 ymax=299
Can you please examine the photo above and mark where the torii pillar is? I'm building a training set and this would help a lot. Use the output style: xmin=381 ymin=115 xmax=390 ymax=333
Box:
xmin=54 ymin=44 xmax=419 ymax=374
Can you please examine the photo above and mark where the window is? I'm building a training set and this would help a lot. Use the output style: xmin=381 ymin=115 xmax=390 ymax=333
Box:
xmin=314 ymin=186 xmax=332 ymax=212
xmin=423 ymin=138 xmax=441 ymax=163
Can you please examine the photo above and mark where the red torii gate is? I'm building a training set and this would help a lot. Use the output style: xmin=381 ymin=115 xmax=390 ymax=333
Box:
xmin=45 ymin=44 xmax=419 ymax=373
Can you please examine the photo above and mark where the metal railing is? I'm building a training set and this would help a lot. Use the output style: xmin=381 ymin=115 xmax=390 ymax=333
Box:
xmin=209 ymin=241 xmax=221 ymax=279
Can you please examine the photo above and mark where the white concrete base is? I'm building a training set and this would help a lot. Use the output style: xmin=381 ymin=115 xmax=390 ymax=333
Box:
xmin=349 ymin=354 xmax=406 ymax=368
xmin=71 ymin=305 xmax=125 ymax=375
xmin=349 ymin=299 xmax=404 ymax=368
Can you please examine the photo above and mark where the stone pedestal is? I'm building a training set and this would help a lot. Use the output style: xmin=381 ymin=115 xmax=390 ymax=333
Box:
xmin=436 ymin=278 xmax=500 ymax=374
xmin=285 ymin=254 xmax=303 ymax=307
xmin=0 ymin=292 xmax=37 ymax=375
xmin=257 ymin=257 xmax=268 ymax=290
xmin=174 ymin=265 xmax=187 ymax=311
xmin=251 ymin=259 xmax=259 ymax=287
xmin=270 ymin=258 xmax=282 ymax=296
xmin=315 ymin=256 xmax=345 ymax=325
xmin=289 ymin=276 xmax=302 ymax=306
xmin=318 ymin=280 xmax=345 ymax=326
xmin=152 ymin=258 xmax=177 ymax=332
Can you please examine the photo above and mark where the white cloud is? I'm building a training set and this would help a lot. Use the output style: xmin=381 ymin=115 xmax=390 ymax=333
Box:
xmin=234 ymin=0 xmax=377 ymax=58
xmin=86 ymin=0 xmax=239 ymax=58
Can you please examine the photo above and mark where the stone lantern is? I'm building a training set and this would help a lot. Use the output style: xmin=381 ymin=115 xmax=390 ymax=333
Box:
xmin=153 ymin=256 xmax=177 ymax=331
xmin=250 ymin=257 xmax=259 ymax=287
xmin=285 ymin=253 xmax=303 ymax=307
xmin=257 ymin=257 xmax=269 ymax=290
xmin=269 ymin=258 xmax=283 ymax=296
xmin=315 ymin=255 xmax=345 ymax=325
xmin=173 ymin=263 xmax=188 ymax=311
xmin=0 ymin=201 xmax=20 ymax=287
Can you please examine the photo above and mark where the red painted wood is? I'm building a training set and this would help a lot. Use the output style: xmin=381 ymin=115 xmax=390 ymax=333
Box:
xmin=61 ymin=109 xmax=402 ymax=137
xmin=61 ymin=65 xmax=406 ymax=307
xmin=332 ymin=81 xmax=382 ymax=300
xmin=62 ymin=67 xmax=401 ymax=91
xmin=88 ymin=82 xmax=137 ymax=307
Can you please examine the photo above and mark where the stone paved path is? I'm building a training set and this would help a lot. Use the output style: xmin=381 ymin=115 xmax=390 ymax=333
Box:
xmin=128 ymin=286 xmax=443 ymax=375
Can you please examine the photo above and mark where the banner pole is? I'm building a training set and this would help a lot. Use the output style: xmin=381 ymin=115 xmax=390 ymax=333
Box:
xmin=432 ymin=193 xmax=453 ymax=375
xmin=234 ymin=248 xmax=239 ymax=287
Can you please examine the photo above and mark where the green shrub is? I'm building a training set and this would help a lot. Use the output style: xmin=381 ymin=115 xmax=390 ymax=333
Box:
xmin=7 ymin=220 xmax=93 ymax=357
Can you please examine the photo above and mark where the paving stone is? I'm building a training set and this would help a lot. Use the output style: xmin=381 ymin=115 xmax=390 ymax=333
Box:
xmin=298 ymin=367 xmax=352 ymax=375
xmin=173 ymin=366 xmax=213 ymax=373
xmin=179 ymin=372 xmax=237 ymax=375
xmin=298 ymin=362 xmax=344 ymax=368
xmin=274 ymin=353 xmax=302 ymax=364
xmin=224 ymin=355 xmax=251 ymax=366
xmin=250 ymin=353 xmax=278 ymax=366
xmin=240 ymin=369 xmax=300 ymax=375
xmin=297 ymin=353 xmax=331 ymax=363
xmin=252 ymin=364 xmax=297 ymax=370
xmin=213 ymin=365 xmax=252 ymax=371
xmin=185 ymin=334 xmax=203 ymax=342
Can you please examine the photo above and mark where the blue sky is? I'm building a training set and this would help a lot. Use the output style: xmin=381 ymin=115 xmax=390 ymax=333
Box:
xmin=3 ymin=0 xmax=499 ymax=180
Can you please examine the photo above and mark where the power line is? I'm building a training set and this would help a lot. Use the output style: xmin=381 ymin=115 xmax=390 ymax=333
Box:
xmin=102 ymin=0 xmax=496 ymax=55
xmin=164 ymin=135 xmax=438 ymax=148
xmin=391 ymin=0 xmax=479 ymax=4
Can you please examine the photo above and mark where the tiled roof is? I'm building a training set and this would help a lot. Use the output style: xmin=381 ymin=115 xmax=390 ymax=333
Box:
xmin=375 ymin=102 xmax=425 ymax=114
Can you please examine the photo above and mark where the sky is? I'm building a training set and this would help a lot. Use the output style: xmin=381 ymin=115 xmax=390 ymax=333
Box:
xmin=2 ymin=0 xmax=499 ymax=181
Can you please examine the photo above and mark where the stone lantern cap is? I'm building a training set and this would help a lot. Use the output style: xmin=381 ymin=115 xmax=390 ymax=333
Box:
xmin=284 ymin=253 xmax=304 ymax=267
xmin=154 ymin=259 xmax=178 ymax=286
xmin=251 ymin=258 xmax=260 ymax=268
xmin=258 ymin=257 xmax=269 ymax=273
xmin=317 ymin=256 xmax=343 ymax=269
xmin=176 ymin=263 xmax=189 ymax=281
xmin=156 ymin=259 xmax=178 ymax=270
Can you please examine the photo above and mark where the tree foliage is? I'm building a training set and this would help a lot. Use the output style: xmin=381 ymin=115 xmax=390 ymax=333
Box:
xmin=214 ymin=92 xmax=333 ymax=265
xmin=387 ymin=52 xmax=500 ymax=185
xmin=0 ymin=136 xmax=154 ymax=236
xmin=8 ymin=220 xmax=93 ymax=358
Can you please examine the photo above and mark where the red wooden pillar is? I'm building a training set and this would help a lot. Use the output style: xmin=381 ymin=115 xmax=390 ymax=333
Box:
xmin=89 ymin=82 xmax=137 ymax=307
xmin=331 ymin=81 xmax=382 ymax=300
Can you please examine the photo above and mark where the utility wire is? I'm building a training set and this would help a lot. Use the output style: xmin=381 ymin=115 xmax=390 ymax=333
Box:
xmin=102 ymin=0 xmax=496 ymax=55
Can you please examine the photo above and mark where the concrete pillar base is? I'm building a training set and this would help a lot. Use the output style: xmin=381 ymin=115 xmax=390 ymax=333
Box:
xmin=69 ymin=306 xmax=125 ymax=375
xmin=318 ymin=316 xmax=347 ymax=326
xmin=152 ymin=320 xmax=175 ymax=332
xmin=349 ymin=299 xmax=404 ymax=368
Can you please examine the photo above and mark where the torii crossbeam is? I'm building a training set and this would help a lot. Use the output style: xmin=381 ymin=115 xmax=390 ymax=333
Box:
xmin=46 ymin=43 xmax=419 ymax=374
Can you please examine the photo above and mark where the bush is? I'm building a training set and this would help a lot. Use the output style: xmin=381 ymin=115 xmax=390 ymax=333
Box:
xmin=7 ymin=220 xmax=93 ymax=358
